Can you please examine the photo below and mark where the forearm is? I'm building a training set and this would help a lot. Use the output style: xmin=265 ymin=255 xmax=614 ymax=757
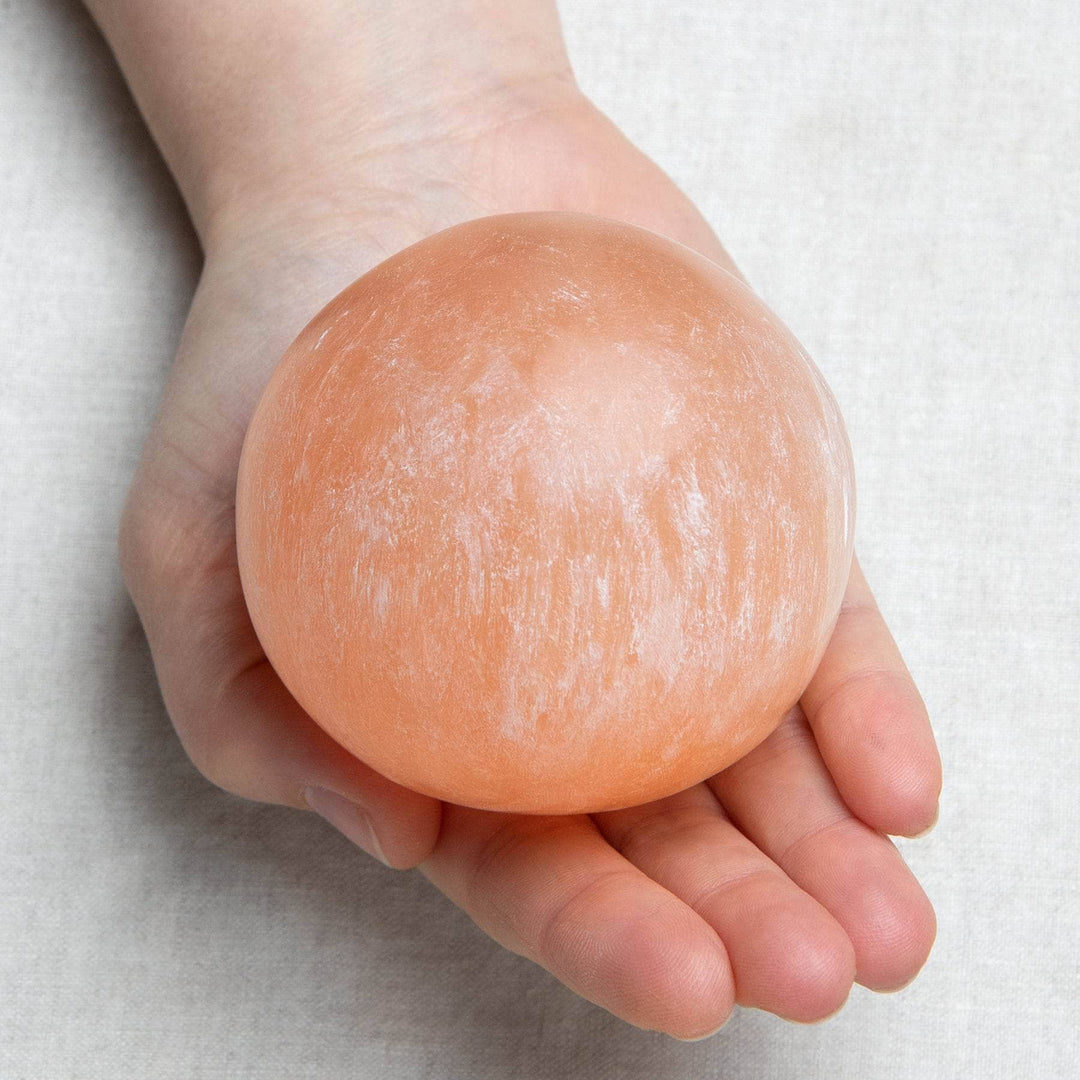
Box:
xmin=83 ymin=0 xmax=574 ymax=247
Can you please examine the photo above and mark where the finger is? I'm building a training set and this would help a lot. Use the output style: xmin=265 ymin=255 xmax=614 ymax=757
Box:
xmin=119 ymin=471 xmax=442 ymax=869
xmin=709 ymin=708 xmax=937 ymax=992
xmin=801 ymin=554 xmax=942 ymax=837
xmin=219 ymin=659 xmax=443 ymax=869
xmin=593 ymin=784 xmax=855 ymax=1023
xmin=419 ymin=805 xmax=735 ymax=1040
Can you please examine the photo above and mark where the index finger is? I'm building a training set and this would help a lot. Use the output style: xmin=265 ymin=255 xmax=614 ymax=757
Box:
xmin=419 ymin=804 xmax=735 ymax=1039
xmin=799 ymin=554 xmax=942 ymax=837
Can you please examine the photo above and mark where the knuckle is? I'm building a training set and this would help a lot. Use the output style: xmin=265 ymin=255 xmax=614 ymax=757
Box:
xmin=117 ymin=475 xmax=200 ymax=605
xmin=163 ymin=667 xmax=264 ymax=803
xmin=116 ymin=480 xmax=160 ymax=592
xmin=534 ymin=868 xmax=634 ymax=973
xmin=117 ymin=445 xmax=267 ymax=806
xmin=117 ymin=431 xmax=236 ymax=600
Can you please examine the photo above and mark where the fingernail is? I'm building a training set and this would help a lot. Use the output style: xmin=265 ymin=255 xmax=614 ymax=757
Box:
xmin=671 ymin=1024 xmax=727 ymax=1043
xmin=911 ymin=804 xmax=940 ymax=839
xmin=670 ymin=1013 xmax=732 ymax=1042
xmin=303 ymin=786 xmax=390 ymax=866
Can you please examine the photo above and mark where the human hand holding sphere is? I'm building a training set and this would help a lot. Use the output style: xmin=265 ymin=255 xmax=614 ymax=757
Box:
xmin=118 ymin=93 xmax=939 ymax=1038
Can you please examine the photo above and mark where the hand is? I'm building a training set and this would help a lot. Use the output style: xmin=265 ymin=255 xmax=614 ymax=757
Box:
xmin=114 ymin=29 xmax=940 ymax=1041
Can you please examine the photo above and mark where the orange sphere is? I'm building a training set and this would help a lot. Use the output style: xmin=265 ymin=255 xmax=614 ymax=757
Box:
xmin=235 ymin=212 xmax=855 ymax=814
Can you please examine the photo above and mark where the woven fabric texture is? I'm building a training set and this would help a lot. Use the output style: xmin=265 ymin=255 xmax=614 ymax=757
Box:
xmin=2 ymin=1 xmax=1077 ymax=1076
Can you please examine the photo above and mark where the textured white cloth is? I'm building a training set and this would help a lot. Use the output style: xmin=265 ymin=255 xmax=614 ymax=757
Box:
xmin=2 ymin=0 xmax=1077 ymax=1076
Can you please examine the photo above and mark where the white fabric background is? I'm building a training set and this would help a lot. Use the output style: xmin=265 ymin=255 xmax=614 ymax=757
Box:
xmin=2 ymin=0 xmax=1077 ymax=1076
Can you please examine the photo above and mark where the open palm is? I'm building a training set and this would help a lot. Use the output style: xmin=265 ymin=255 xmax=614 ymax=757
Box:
xmin=119 ymin=91 xmax=940 ymax=1038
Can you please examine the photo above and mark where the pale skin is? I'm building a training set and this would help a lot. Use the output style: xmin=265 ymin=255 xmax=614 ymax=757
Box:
xmin=88 ymin=0 xmax=942 ymax=1040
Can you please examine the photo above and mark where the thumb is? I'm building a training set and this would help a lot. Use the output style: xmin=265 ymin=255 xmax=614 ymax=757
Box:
xmin=221 ymin=661 xmax=444 ymax=869
xmin=119 ymin=480 xmax=442 ymax=870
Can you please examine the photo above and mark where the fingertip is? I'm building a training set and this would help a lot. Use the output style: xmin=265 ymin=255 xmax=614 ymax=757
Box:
xmin=880 ymin=722 xmax=942 ymax=836
xmin=906 ymin=803 xmax=940 ymax=840
xmin=611 ymin=905 xmax=736 ymax=1041
xmin=366 ymin=788 xmax=444 ymax=869
xmin=386 ymin=794 xmax=444 ymax=868
xmin=303 ymin=737 xmax=446 ymax=869
xmin=860 ymin=754 xmax=941 ymax=839
xmin=303 ymin=779 xmax=443 ymax=870
xmin=669 ymin=1015 xmax=732 ymax=1042
xmin=814 ymin=674 xmax=942 ymax=839
xmin=777 ymin=926 xmax=856 ymax=1024
xmin=734 ymin=898 xmax=856 ymax=1025
xmin=888 ymin=792 xmax=940 ymax=840
xmin=853 ymin=870 xmax=937 ymax=992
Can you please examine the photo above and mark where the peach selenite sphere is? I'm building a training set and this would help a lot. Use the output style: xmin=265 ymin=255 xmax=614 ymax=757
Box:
xmin=235 ymin=211 xmax=855 ymax=815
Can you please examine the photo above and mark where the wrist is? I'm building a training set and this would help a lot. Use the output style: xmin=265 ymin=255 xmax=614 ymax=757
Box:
xmin=85 ymin=0 xmax=576 ymax=248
